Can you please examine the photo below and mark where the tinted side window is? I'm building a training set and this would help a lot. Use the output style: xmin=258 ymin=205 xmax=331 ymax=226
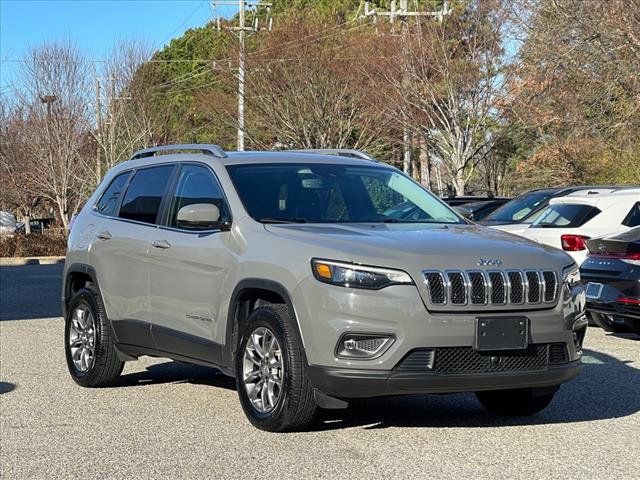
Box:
xmin=94 ymin=171 xmax=130 ymax=217
xmin=623 ymin=202 xmax=640 ymax=227
xmin=118 ymin=165 xmax=174 ymax=224
xmin=168 ymin=164 xmax=227 ymax=229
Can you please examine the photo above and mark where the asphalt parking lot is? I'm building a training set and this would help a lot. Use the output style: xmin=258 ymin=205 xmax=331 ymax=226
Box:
xmin=1 ymin=264 xmax=639 ymax=479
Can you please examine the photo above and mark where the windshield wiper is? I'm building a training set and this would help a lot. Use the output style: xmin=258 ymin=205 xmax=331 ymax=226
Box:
xmin=259 ymin=217 xmax=308 ymax=224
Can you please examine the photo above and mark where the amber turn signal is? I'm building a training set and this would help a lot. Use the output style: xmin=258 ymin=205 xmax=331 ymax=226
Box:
xmin=314 ymin=262 xmax=332 ymax=279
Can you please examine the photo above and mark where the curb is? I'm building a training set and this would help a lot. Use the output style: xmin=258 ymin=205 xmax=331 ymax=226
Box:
xmin=0 ymin=256 xmax=65 ymax=266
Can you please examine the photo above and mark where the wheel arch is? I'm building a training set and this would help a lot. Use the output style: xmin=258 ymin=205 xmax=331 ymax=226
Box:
xmin=63 ymin=263 xmax=99 ymax=319
xmin=224 ymin=278 xmax=304 ymax=367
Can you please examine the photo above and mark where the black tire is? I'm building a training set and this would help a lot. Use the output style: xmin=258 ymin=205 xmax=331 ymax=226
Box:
xmin=235 ymin=304 xmax=316 ymax=432
xmin=475 ymin=388 xmax=557 ymax=416
xmin=623 ymin=318 xmax=640 ymax=336
xmin=64 ymin=286 xmax=124 ymax=387
xmin=589 ymin=312 xmax=629 ymax=333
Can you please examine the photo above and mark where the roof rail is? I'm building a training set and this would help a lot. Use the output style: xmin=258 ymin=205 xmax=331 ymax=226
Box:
xmin=130 ymin=144 xmax=227 ymax=160
xmin=287 ymin=148 xmax=376 ymax=162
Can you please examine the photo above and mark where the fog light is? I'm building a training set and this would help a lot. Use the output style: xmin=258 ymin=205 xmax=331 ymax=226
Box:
xmin=336 ymin=334 xmax=394 ymax=359
xmin=344 ymin=339 xmax=357 ymax=351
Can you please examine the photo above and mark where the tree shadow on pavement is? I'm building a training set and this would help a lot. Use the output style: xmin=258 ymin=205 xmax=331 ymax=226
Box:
xmin=108 ymin=347 xmax=638 ymax=432
xmin=115 ymin=361 xmax=236 ymax=391
xmin=311 ymin=348 xmax=640 ymax=431
xmin=0 ymin=381 xmax=16 ymax=394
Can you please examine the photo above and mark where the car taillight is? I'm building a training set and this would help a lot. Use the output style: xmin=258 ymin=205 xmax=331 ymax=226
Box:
xmin=561 ymin=234 xmax=590 ymax=251
xmin=617 ymin=296 xmax=640 ymax=305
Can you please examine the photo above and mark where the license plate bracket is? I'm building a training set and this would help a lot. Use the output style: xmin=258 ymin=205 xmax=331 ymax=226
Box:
xmin=586 ymin=282 xmax=603 ymax=300
xmin=475 ymin=316 xmax=529 ymax=351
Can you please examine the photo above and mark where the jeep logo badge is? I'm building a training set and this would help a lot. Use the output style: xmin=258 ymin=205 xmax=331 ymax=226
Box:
xmin=478 ymin=258 xmax=503 ymax=267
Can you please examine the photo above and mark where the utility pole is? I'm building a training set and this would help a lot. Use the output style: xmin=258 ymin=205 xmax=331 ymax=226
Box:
xmin=363 ymin=1 xmax=450 ymax=176
xmin=214 ymin=1 xmax=272 ymax=151
xmin=94 ymin=77 xmax=102 ymax=185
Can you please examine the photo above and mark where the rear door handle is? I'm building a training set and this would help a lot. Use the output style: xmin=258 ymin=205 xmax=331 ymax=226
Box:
xmin=152 ymin=239 xmax=171 ymax=250
xmin=96 ymin=231 xmax=112 ymax=241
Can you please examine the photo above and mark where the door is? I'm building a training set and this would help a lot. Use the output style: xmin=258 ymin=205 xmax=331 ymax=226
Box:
xmin=147 ymin=163 xmax=233 ymax=363
xmin=90 ymin=164 xmax=175 ymax=347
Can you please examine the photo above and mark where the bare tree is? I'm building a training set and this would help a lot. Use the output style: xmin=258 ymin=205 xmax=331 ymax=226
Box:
xmin=377 ymin=0 xmax=512 ymax=195
xmin=508 ymin=0 xmax=640 ymax=186
xmin=95 ymin=39 xmax=156 ymax=178
xmin=13 ymin=40 xmax=93 ymax=229
xmin=0 ymin=103 xmax=42 ymax=233
xmin=242 ymin=18 xmax=388 ymax=152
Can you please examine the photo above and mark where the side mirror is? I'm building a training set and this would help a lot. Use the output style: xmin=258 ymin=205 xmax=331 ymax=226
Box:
xmin=176 ymin=203 xmax=228 ymax=230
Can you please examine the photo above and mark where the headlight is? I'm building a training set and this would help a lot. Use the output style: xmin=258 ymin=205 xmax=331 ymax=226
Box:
xmin=563 ymin=264 xmax=581 ymax=288
xmin=311 ymin=259 xmax=414 ymax=290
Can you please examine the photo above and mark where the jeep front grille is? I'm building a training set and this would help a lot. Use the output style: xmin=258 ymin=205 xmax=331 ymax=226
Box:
xmin=423 ymin=269 xmax=558 ymax=309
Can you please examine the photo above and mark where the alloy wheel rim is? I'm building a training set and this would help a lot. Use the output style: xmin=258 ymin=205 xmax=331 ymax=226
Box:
xmin=68 ymin=305 xmax=96 ymax=373
xmin=242 ymin=327 xmax=284 ymax=413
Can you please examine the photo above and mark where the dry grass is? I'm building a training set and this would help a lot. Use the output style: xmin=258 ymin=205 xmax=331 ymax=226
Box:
xmin=0 ymin=231 xmax=67 ymax=257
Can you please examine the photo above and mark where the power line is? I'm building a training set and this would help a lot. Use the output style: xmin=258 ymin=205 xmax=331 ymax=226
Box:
xmin=361 ymin=0 xmax=450 ymax=176
xmin=214 ymin=1 xmax=273 ymax=151
xmin=155 ymin=0 xmax=209 ymax=51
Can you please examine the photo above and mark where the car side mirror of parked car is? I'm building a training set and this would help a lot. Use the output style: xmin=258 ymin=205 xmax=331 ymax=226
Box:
xmin=176 ymin=203 xmax=229 ymax=230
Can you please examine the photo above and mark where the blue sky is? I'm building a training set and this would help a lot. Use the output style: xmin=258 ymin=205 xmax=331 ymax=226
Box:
xmin=1 ymin=0 xmax=235 ymax=92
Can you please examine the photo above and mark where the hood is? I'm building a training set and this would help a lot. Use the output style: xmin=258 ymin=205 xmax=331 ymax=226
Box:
xmin=265 ymin=223 xmax=573 ymax=273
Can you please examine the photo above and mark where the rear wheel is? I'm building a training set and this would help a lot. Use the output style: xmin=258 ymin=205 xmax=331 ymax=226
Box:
xmin=589 ymin=312 xmax=629 ymax=333
xmin=476 ymin=388 xmax=557 ymax=416
xmin=235 ymin=304 xmax=316 ymax=432
xmin=65 ymin=287 xmax=124 ymax=387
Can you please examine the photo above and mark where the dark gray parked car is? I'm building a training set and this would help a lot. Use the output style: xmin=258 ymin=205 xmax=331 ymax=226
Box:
xmin=581 ymin=227 xmax=640 ymax=335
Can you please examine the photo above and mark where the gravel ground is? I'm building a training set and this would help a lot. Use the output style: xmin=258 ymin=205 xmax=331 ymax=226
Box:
xmin=1 ymin=316 xmax=638 ymax=479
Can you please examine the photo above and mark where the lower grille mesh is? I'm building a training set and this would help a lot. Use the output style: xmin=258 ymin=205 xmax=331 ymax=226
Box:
xmin=433 ymin=345 xmax=549 ymax=374
xmin=396 ymin=344 xmax=555 ymax=374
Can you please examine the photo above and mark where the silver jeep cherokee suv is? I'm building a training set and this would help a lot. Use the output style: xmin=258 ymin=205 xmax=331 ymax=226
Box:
xmin=63 ymin=144 xmax=587 ymax=431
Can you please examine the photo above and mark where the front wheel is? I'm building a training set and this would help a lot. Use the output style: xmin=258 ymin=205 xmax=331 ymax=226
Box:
xmin=64 ymin=287 xmax=124 ymax=387
xmin=235 ymin=305 xmax=316 ymax=432
xmin=475 ymin=388 xmax=557 ymax=416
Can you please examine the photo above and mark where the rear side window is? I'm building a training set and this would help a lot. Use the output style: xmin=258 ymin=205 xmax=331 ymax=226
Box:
xmin=94 ymin=171 xmax=130 ymax=217
xmin=118 ymin=165 xmax=174 ymax=224
xmin=532 ymin=204 xmax=601 ymax=228
xmin=623 ymin=202 xmax=640 ymax=227
xmin=167 ymin=164 xmax=228 ymax=229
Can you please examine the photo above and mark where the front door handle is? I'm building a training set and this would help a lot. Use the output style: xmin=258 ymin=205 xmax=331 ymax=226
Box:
xmin=96 ymin=231 xmax=112 ymax=241
xmin=152 ymin=239 xmax=171 ymax=250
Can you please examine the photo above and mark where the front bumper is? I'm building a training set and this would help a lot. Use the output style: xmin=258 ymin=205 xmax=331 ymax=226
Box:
xmin=308 ymin=360 xmax=582 ymax=398
xmin=292 ymin=277 xmax=586 ymax=370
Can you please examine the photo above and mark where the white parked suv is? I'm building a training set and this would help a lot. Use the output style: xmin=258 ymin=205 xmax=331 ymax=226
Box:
xmin=494 ymin=188 xmax=640 ymax=265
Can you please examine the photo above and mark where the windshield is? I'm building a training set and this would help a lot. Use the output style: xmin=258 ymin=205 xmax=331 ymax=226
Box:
xmin=484 ymin=192 xmax=553 ymax=223
xmin=226 ymin=163 xmax=463 ymax=224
